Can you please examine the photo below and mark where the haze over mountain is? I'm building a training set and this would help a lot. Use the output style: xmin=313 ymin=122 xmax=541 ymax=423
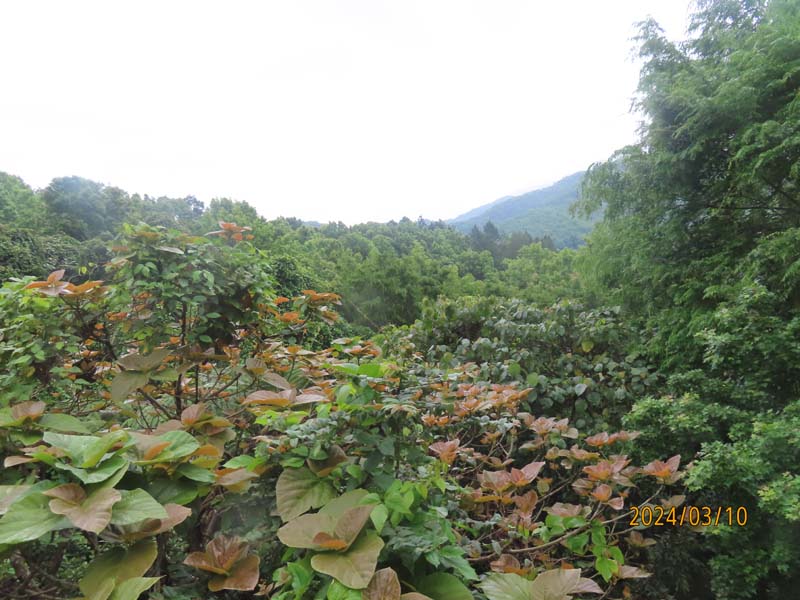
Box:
xmin=448 ymin=171 xmax=595 ymax=248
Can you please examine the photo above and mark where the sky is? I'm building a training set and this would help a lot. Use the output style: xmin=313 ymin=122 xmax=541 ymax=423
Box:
xmin=0 ymin=1 xmax=690 ymax=224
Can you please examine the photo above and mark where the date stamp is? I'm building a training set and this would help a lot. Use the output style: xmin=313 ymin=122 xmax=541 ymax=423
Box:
xmin=630 ymin=505 xmax=748 ymax=527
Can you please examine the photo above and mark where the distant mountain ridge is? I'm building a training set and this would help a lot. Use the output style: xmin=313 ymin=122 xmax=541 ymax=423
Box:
xmin=449 ymin=171 xmax=596 ymax=248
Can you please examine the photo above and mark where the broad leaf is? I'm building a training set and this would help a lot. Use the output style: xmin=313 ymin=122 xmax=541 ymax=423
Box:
xmin=109 ymin=576 xmax=160 ymax=600
xmin=311 ymin=531 xmax=384 ymax=589
xmin=365 ymin=568 xmax=402 ymax=600
xmin=111 ymin=371 xmax=149 ymax=403
xmin=80 ymin=539 xmax=158 ymax=598
xmin=482 ymin=573 xmax=533 ymax=600
xmin=0 ymin=491 xmax=70 ymax=544
xmin=54 ymin=455 xmax=129 ymax=484
xmin=135 ymin=430 xmax=200 ymax=464
xmin=110 ymin=489 xmax=169 ymax=525
xmin=117 ymin=348 xmax=172 ymax=372
xmin=39 ymin=413 xmax=91 ymax=433
xmin=208 ymin=554 xmax=260 ymax=591
xmin=417 ymin=573 xmax=474 ymax=600
xmin=44 ymin=484 xmax=121 ymax=533
xmin=276 ymin=467 xmax=336 ymax=521
xmin=0 ymin=485 xmax=31 ymax=515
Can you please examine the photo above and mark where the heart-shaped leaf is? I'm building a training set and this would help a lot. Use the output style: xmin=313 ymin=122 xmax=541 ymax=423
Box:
xmin=44 ymin=483 xmax=121 ymax=533
xmin=311 ymin=531 xmax=384 ymax=589
xmin=80 ymin=539 xmax=158 ymax=599
xmin=276 ymin=467 xmax=336 ymax=521
xmin=365 ymin=568 xmax=401 ymax=600
xmin=110 ymin=489 xmax=169 ymax=526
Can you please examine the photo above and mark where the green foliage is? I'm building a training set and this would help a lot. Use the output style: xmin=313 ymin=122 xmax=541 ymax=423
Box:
xmin=451 ymin=172 xmax=596 ymax=248
xmin=383 ymin=296 xmax=657 ymax=431
xmin=575 ymin=1 xmax=800 ymax=597
xmin=0 ymin=232 xmax=683 ymax=599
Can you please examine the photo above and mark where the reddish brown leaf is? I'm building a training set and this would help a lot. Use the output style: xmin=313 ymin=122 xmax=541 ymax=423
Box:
xmin=11 ymin=401 xmax=46 ymax=422
xmin=364 ymin=567 xmax=402 ymax=600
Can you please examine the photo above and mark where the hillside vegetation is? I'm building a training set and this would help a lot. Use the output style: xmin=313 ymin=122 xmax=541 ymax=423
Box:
xmin=0 ymin=1 xmax=798 ymax=599
xmin=450 ymin=172 xmax=597 ymax=248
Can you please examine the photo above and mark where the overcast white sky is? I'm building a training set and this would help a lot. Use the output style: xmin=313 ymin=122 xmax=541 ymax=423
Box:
xmin=0 ymin=1 xmax=690 ymax=224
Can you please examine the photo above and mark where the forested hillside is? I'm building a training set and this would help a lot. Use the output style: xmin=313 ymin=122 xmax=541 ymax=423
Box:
xmin=0 ymin=1 xmax=798 ymax=599
xmin=450 ymin=172 xmax=597 ymax=248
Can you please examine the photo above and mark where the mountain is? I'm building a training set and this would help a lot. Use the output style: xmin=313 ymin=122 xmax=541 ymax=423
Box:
xmin=449 ymin=171 xmax=596 ymax=248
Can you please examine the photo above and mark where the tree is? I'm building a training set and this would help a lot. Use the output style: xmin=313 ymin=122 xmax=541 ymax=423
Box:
xmin=576 ymin=1 xmax=800 ymax=597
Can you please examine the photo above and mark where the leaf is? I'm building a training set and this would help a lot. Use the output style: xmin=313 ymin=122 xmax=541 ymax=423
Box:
xmin=319 ymin=489 xmax=372 ymax=518
xmin=573 ymin=578 xmax=604 ymax=594
xmin=109 ymin=576 xmax=161 ymax=600
xmin=580 ymin=340 xmax=595 ymax=353
xmin=148 ymin=478 xmax=198 ymax=505
xmin=117 ymin=348 xmax=172 ymax=372
xmin=617 ymin=566 xmax=651 ymax=579
xmin=111 ymin=371 xmax=149 ymax=402
xmin=276 ymin=467 xmax=337 ymax=521
xmin=0 ymin=485 xmax=31 ymax=515
xmin=39 ymin=413 xmax=91 ymax=433
xmin=244 ymin=389 xmax=295 ymax=407
xmin=574 ymin=383 xmax=588 ymax=396
xmin=11 ymin=401 xmax=46 ymax=422
xmin=370 ymin=504 xmax=389 ymax=534
xmin=531 ymin=569 xmax=582 ymax=600
xmin=328 ymin=579 xmax=365 ymax=600
xmin=364 ymin=567 xmax=402 ymax=600
xmin=277 ymin=513 xmax=337 ymax=549
xmin=311 ymin=531 xmax=384 ymax=589
xmin=0 ymin=491 xmax=70 ymax=544
xmin=416 ymin=573 xmax=474 ymax=600
xmin=208 ymin=554 xmax=260 ymax=591
xmin=55 ymin=455 xmax=128 ymax=484
xmin=136 ymin=430 xmax=199 ymax=464
xmin=44 ymin=484 xmax=121 ymax=533
xmin=595 ymin=557 xmax=618 ymax=582
xmin=110 ymin=489 xmax=169 ymax=526
xmin=80 ymin=430 xmax=130 ymax=468
xmin=481 ymin=573 xmax=533 ymax=600
xmin=264 ymin=371 xmax=293 ymax=390
xmin=176 ymin=463 xmax=217 ymax=483
xmin=80 ymin=539 xmax=158 ymax=599
xmin=308 ymin=445 xmax=348 ymax=477
xmin=156 ymin=245 xmax=185 ymax=254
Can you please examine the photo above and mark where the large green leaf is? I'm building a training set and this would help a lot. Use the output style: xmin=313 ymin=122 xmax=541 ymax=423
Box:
xmin=110 ymin=489 xmax=169 ymax=526
xmin=109 ymin=576 xmax=160 ymax=600
xmin=0 ymin=485 xmax=31 ymax=515
xmin=416 ymin=573 xmax=474 ymax=600
xmin=54 ymin=455 xmax=129 ymax=484
xmin=481 ymin=570 xmax=590 ymax=600
xmin=43 ymin=431 xmax=98 ymax=460
xmin=111 ymin=371 xmax=149 ymax=403
xmin=276 ymin=467 xmax=336 ymax=521
xmin=0 ymin=491 xmax=70 ymax=544
xmin=43 ymin=430 xmax=129 ymax=468
xmin=176 ymin=463 xmax=217 ymax=483
xmin=80 ymin=539 xmax=158 ymax=598
xmin=148 ymin=478 xmax=199 ymax=505
xmin=311 ymin=532 xmax=384 ymax=590
xmin=39 ymin=413 xmax=91 ymax=433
